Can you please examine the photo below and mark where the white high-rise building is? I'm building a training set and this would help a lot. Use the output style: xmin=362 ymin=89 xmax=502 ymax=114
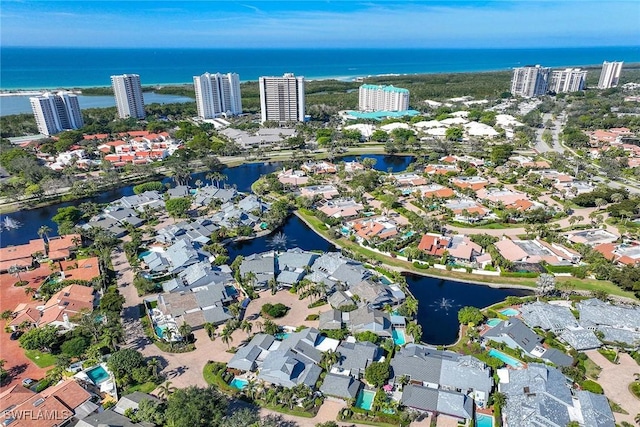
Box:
xmin=30 ymin=91 xmax=84 ymax=136
xmin=111 ymin=74 xmax=145 ymax=119
xmin=259 ymin=73 xmax=305 ymax=123
xmin=598 ymin=61 xmax=623 ymax=89
xmin=358 ymin=84 xmax=410 ymax=112
xmin=510 ymin=65 xmax=551 ymax=98
xmin=193 ymin=72 xmax=242 ymax=119
xmin=549 ymin=68 xmax=587 ymax=93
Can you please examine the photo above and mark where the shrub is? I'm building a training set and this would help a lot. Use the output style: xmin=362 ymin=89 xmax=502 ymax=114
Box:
xmin=305 ymin=314 xmax=319 ymax=321
xmin=261 ymin=303 xmax=289 ymax=318
xmin=580 ymin=379 xmax=603 ymax=394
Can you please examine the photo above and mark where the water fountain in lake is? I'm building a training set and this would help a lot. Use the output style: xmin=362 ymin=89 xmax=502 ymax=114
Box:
xmin=0 ymin=216 xmax=22 ymax=232
xmin=269 ymin=232 xmax=293 ymax=251
xmin=429 ymin=297 xmax=459 ymax=314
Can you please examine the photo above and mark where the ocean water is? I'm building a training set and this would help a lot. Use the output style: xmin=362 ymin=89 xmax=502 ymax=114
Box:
xmin=2 ymin=46 xmax=639 ymax=90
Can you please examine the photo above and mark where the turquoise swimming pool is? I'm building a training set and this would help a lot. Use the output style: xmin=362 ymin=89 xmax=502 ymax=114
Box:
xmin=476 ymin=413 xmax=493 ymax=427
xmin=500 ymin=308 xmax=519 ymax=317
xmin=487 ymin=318 xmax=502 ymax=327
xmin=355 ymin=389 xmax=375 ymax=411
xmin=138 ymin=250 xmax=152 ymax=259
xmin=86 ymin=366 xmax=110 ymax=385
xmin=155 ymin=325 xmax=166 ymax=338
xmin=380 ymin=276 xmax=392 ymax=285
xmin=274 ymin=332 xmax=290 ymax=340
xmin=488 ymin=349 xmax=523 ymax=368
xmin=392 ymin=329 xmax=407 ymax=346
xmin=230 ymin=377 xmax=248 ymax=390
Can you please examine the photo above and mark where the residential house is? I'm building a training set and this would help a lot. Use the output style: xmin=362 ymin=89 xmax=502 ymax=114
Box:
xmin=143 ymin=239 xmax=211 ymax=274
xmin=113 ymin=392 xmax=161 ymax=415
xmin=0 ymin=379 xmax=96 ymax=427
xmin=417 ymin=233 xmax=450 ymax=257
xmin=276 ymin=248 xmax=319 ymax=287
xmin=331 ymin=340 xmax=382 ymax=378
xmin=300 ymin=185 xmax=340 ymax=200
xmin=317 ymin=199 xmax=364 ymax=219
xmin=451 ymin=176 xmax=489 ymax=191
xmin=239 ymin=251 xmax=275 ymax=289
xmin=278 ymin=169 xmax=309 ymax=186
xmin=440 ymin=155 xmax=484 ymax=167
xmin=424 ymin=164 xmax=459 ymax=175
xmin=113 ymin=191 xmax=164 ymax=212
xmin=444 ymin=198 xmax=491 ymax=221
xmin=390 ymin=173 xmax=427 ymax=187
xmin=308 ymin=252 xmax=371 ymax=289
xmin=346 ymin=216 xmax=398 ymax=242
xmin=346 ymin=305 xmax=392 ymax=337
xmin=167 ymin=185 xmax=190 ymax=199
xmin=10 ymin=284 xmax=96 ymax=331
xmin=0 ymin=239 xmax=43 ymax=272
xmin=577 ymin=298 xmax=640 ymax=347
xmin=499 ymin=363 xmax=615 ymax=427
xmin=390 ymin=344 xmax=492 ymax=408
xmin=59 ymin=257 xmax=101 ymax=282
xmin=447 ymin=235 xmax=483 ymax=265
xmin=319 ymin=309 xmax=343 ymax=330
xmin=328 ymin=290 xmax=354 ymax=309
xmin=193 ymin=186 xmax=237 ymax=207
xmin=76 ymin=410 xmax=146 ymax=427
xmin=347 ymin=280 xmax=403 ymax=308
xmin=482 ymin=318 xmax=573 ymax=366
xmin=162 ymin=261 xmax=234 ymax=294
xmin=494 ymin=237 xmax=581 ymax=266
xmin=594 ymin=241 xmax=640 ymax=266
xmin=301 ymin=161 xmax=337 ymax=174
xmin=156 ymin=218 xmax=219 ymax=245
xmin=564 ymin=229 xmax=619 ymax=247
xmin=46 ymin=234 xmax=80 ymax=261
xmin=228 ymin=333 xmax=277 ymax=372
xmin=413 ymin=184 xmax=455 ymax=199
xmin=320 ymin=374 xmax=363 ymax=401
xmin=156 ymin=285 xmax=233 ymax=328
xmin=401 ymin=385 xmax=474 ymax=421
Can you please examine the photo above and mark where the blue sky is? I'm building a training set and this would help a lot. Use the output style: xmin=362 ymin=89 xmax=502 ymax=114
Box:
xmin=1 ymin=1 xmax=639 ymax=48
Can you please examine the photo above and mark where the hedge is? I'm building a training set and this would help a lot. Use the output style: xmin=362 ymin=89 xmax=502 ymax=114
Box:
xmin=500 ymin=271 xmax=539 ymax=278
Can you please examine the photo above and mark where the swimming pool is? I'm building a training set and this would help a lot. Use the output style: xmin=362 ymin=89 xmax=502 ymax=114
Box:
xmin=392 ymin=329 xmax=407 ymax=346
xmin=230 ymin=377 xmax=248 ymax=390
xmin=274 ymin=332 xmax=290 ymax=340
xmin=476 ymin=413 xmax=493 ymax=427
xmin=380 ymin=276 xmax=392 ymax=285
xmin=86 ymin=366 xmax=110 ymax=385
xmin=487 ymin=318 xmax=502 ymax=327
xmin=488 ymin=349 xmax=523 ymax=368
xmin=355 ymin=389 xmax=375 ymax=411
xmin=138 ymin=250 xmax=152 ymax=259
xmin=155 ymin=325 xmax=166 ymax=338
xmin=500 ymin=308 xmax=519 ymax=317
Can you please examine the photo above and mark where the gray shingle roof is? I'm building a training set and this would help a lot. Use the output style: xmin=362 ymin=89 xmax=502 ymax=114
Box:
xmin=559 ymin=328 xmax=601 ymax=351
xmin=328 ymin=291 xmax=354 ymax=309
xmin=520 ymin=301 xmax=579 ymax=332
xmin=333 ymin=341 xmax=381 ymax=377
xmin=577 ymin=298 xmax=640 ymax=329
xmin=401 ymin=385 xmax=474 ymax=420
xmin=483 ymin=318 xmax=543 ymax=354
xmin=319 ymin=309 xmax=343 ymax=330
xmin=258 ymin=348 xmax=322 ymax=388
xmin=347 ymin=306 xmax=392 ymax=337
xmin=320 ymin=373 xmax=362 ymax=399
xmin=576 ymin=391 xmax=615 ymax=427
xmin=228 ymin=333 xmax=275 ymax=371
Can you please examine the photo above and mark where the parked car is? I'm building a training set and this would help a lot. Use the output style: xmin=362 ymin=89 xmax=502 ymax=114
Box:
xmin=22 ymin=378 xmax=34 ymax=387
xmin=10 ymin=331 xmax=22 ymax=340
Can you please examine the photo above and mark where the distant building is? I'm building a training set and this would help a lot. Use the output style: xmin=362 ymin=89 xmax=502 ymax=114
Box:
xmin=193 ymin=72 xmax=242 ymax=119
xmin=548 ymin=68 xmax=587 ymax=93
xmin=259 ymin=73 xmax=305 ymax=123
xmin=358 ymin=84 xmax=409 ymax=112
xmin=30 ymin=91 xmax=84 ymax=136
xmin=510 ymin=65 xmax=551 ymax=98
xmin=111 ymin=74 xmax=145 ymax=119
xmin=598 ymin=61 xmax=623 ymax=89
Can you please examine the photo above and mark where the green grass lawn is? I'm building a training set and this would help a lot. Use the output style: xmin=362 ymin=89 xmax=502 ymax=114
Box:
xmin=24 ymin=350 xmax=57 ymax=368
xmin=295 ymin=210 xmax=638 ymax=300
xmin=584 ymin=358 xmax=602 ymax=379
xmin=124 ymin=381 xmax=157 ymax=395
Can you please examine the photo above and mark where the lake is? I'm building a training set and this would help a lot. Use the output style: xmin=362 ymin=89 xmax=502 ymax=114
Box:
xmin=0 ymin=153 xmax=528 ymax=344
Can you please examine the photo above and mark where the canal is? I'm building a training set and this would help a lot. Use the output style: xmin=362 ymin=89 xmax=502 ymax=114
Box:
xmin=1 ymin=154 xmax=529 ymax=344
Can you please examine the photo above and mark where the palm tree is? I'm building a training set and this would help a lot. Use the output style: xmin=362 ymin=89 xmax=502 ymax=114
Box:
xmin=243 ymin=271 xmax=257 ymax=290
xmin=8 ymin=265 xmax=23 ymax=284
xmin=204 ymin=322 xmax=217 ymax=340
xmin=268 ymin=277 xmax=278 ymax=295
xmin=103 ymin=324 xmax=124 ymax=351
xmin=148 ymin=357 xmax=161 ymax=379
xmin=240 ymin=320 xmax=253 ymax=337
xmin=244 ymin=378 xmax=258 ymax=400
xmin=38 ymin=225 xmax=52 ymax=243
xmin=320 ymin=350 xmax=340 ymax=370
xmin=255 ymin=320 xmax=263 ymax=333
xmin=221 ymin=329 xmax=233 ymax=349
xmin=157 ymin=381 xmax=177 ymax=399
xmin=178 ymin=321 xmax=192 ymax=343
xmin=610 ymin=193 xmax=624 ymax=203
xmin=634 ymin=412 xmax=640 ymax=425
xmin=24 ymin=287 xmax=36 ymax=298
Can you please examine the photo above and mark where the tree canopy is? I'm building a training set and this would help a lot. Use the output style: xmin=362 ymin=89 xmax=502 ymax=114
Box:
xmin=457 ymin=306 xmax=485 ymax=325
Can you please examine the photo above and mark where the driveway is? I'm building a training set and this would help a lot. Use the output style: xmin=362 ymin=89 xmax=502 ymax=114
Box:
xmin=585 ymin=350 xmax=639 ymax=425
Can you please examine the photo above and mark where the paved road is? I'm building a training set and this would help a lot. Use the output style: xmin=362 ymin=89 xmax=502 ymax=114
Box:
xmin=534 ymin=113 xmax=564 ymax=154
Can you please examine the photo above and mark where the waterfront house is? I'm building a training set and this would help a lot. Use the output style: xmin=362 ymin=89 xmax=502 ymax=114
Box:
xmin=278 ymin=169 xmax=309 ymax=186
xmin=162 ymin=262 xmax=234 ymax=294
xmin=390 ymin=344 xmax=492 ymax=408
xmin=301 ymin=161 xmax=337 ymax=174
xmin=276 ymin=248 xmax=319 ymax=287
xmin=577 ymin=298 xmax=640 ymax=347
xmin=417 ymin=233 xmax=450 ymax=257
xmin=346 ymin=216 xmax=399 ymax=242
xmin=308 ymin=252 xmax=371 ymax=289
xmin=300 ymin=184 xmax=340 ymax=200
xmin=401 ymin=385 xmax=474 ymax=421
xmin=239 ymin=251 xmax=275 ymax=289
xmin=46 ymin=234 xmax=80 ymax=260
xmin=498 ymin=363 xmax=614 ymax=427
xmin=482 ymin=318 xmax=573 ymax=366
xmin=317 ymin=198 xmax=364 ymax=219
xmin=193 ymin=186 xmax=237 ymax=207
xmin=346 ymin=305 xmax=392 ymax=337
xmin=156 ymin=218 xmax=219 ymax=245
xmin=0 ymin=239 xmax=43 ymax=272
xmin=564 ymin=229 xmax=619 ymax=247
xmin=594 ymin=241 xmax=640 ymax=266
xmin=112 ymin=190 xmax=164 ymax=212
xmin=494 ymin=237 xmax=581 ymax=265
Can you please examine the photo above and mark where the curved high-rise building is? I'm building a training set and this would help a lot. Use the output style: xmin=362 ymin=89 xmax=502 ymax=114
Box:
xmin=193 ymin=72 xmax=242 ymax=119
xmin=598 ymin=61 xmax=623 ymax=89
xmin=30 ymin=91 xmax=84 ymax=136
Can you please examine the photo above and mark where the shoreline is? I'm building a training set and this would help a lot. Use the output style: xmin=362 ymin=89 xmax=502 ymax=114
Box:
xmin=3 ymin=61 xmax=639 ymax=92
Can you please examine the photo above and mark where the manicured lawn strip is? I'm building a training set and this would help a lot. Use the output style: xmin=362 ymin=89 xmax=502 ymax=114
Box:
xmin=296 ymin=209 xmax=637 ymax=300
xmin=583 ymin=358 xmax=602 ymax=379
xmin=260 ymin=404 xmax=315 ymax=418
xmin=24 ymin=349 xmax=56 ymax=368
xmin=629 ymin=382 xmax=640 ymax=400
xmin=124 ymin=381 xmax=157 ymax=395
xmin=202 ymin=362 xmax=239 ymax=395
xmin=597 ymin=348 xmax=618 ymax=364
